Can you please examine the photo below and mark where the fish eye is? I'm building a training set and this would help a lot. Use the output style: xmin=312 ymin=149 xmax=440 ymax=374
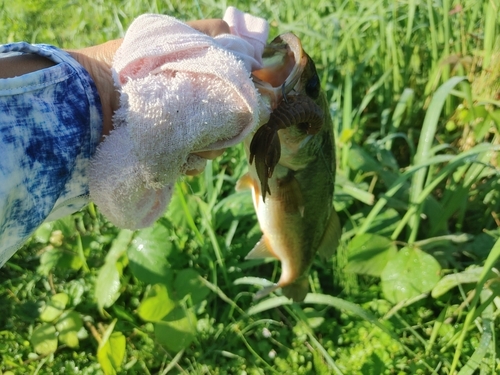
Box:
xmin=305 ymin=74 xmax=320 ymax=99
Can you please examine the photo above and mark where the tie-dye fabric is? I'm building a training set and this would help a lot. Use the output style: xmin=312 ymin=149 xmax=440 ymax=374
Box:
xmin=0 ymin=42 xmax=102 ymax=267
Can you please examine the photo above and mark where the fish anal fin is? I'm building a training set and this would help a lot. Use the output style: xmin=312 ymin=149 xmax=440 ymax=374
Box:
xmin=282 ymin=276 xmax=309 ymax=302
xmin=253 ymin=283 xmax=281 ymax=301
xmin=277 ymin=174 xmax=304 ymax=216
xmin=245 ymin=236 xmax=277 ymax=260
xmin=317 ymin=210 xmax=341 ymax=259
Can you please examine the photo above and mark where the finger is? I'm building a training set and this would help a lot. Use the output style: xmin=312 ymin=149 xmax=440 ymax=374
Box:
xmin=185 ymin=167 xmax=204 ymax=176
xmin=186 ymin=19 xmax=230 ymax=37
xmin=193 ymin=149 xmax=226 ymax=159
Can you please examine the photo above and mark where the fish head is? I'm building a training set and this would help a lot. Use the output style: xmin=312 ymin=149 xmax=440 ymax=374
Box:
xmin=250 ymin=34 xmax=327 ymax=191
xmin=252 ymin=33 xmax=309 ymax=108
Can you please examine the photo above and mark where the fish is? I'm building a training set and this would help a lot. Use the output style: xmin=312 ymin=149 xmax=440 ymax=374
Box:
xmin=237 ymin=33 xmax=341 ymax=302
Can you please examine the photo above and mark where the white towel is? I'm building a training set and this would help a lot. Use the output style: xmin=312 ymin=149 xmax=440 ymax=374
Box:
xmin=89 ymin=8 xmax=269 ymax=229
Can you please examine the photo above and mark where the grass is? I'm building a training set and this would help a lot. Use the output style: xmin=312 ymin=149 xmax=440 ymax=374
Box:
xmin=1 ymin=0 xmax=500 ymax=374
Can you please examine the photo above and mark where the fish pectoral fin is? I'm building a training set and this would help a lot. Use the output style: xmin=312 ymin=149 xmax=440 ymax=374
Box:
xmin=277 ymin=175 xmax=305 ymax=216
xmin=236 ymin=173 xmax=254 ymax=192
xmin=245 ymin=236 xmax=277 ymax=260
xmin=317 ymin=210 xmax=342 ymax=259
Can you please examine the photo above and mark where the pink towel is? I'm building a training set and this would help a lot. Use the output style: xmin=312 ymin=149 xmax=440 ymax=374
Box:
xmin=89 ymin=8 xmax=269 ymax=229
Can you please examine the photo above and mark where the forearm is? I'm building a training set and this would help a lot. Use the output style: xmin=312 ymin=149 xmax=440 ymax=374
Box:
xmin=0 ymin=53 xmax=56 ymax=78
xmin=0 ymin=42 xmax=121 ymax=137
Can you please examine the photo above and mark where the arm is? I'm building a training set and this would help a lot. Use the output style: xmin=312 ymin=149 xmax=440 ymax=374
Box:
xmin=0 ymin=53 xmax=56 ymax=78
xmin=0 ymin=19 xmax=228 ymax=171
xmin=0 ymin=19 xmax=229 ymax=138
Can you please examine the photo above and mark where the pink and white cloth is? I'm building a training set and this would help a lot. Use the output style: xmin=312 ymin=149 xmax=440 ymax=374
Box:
xmin=89 ymin=7 xmax=269 ymax=229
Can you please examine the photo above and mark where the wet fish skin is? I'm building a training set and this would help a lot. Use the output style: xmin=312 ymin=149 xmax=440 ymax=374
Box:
xmin=239 ymin=34 xmax=340 ymax=302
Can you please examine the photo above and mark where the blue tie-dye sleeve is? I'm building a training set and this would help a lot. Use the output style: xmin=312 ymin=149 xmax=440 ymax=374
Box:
xmin=0 ymin=42 xmax=103 ymax=267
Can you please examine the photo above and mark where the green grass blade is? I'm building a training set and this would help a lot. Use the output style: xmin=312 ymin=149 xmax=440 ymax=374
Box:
xmin=426 ymin=0 xmax=439 ymax=66
xmin=175 ymin=182 xmax=204 ymax=244
xmin=358 ymin=154 xmax=455 ymax=236
xmin=482 ymin=0 xmax=498 ymax=69
xmin=408 ymin=76 xmax=468 ymax=243
xmin=450 ymin=237 xmax=500 ymax=373
xmin=386 ymin=88 xmax=414 ymax=149
xmin=341 ymin=72 xmax=353 ymax=172
xmin=426 ymin=304 xmax=448 ymax=355
xmin=287 ymin=304 xmax=344 ymax=375
xmin=457 ymin=306 xmax=493 ymax=375
xmin=247 ymin=296 xmax=292 ymax=315
xmin=392 ymin=144 xmax=500 ymax=239
xmin=405 ymin=0 xmax=416 ymax=43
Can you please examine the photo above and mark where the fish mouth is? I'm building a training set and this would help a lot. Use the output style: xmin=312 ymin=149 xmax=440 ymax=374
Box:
xmin=249 ymin=33 xmax=325 ymax=201
xmin=252 ymin=33 xmax=308 ymax=107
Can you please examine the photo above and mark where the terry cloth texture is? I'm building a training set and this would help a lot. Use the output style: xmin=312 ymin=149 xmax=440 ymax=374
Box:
xmin=0 ymin=42 xmax=103 ymax=267
xmin=89 ymin=8 xmax=269 ymax=229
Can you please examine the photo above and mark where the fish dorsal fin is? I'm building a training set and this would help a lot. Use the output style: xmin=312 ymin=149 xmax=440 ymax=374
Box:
xmin=245 ymin=237 xmax=277 ymax=260
xmin=236 ymin=173 xmax=254 ymax=192
xmin=317 ymin=210 xmax=341 ymax=259
xmin=277 ymin=175 xmax=305 ymax=216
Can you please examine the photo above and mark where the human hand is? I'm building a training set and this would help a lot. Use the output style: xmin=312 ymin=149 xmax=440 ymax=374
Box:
xmin=67 ymin=18 xmax=230 ymax=135
xmin=67 ymin=18 xmax=229 ymax=175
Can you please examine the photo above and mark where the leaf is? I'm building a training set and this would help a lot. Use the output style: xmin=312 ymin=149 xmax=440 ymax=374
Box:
xmin=97 ymin=331 xmax=126 ymax=375
xmin=128 ymin=223 xmax=172 ymax=285
xmin=95 ymin=230 xmax=132 ymax=311
xmin=431 ymin=267 xmax=492 ymax=298
xmin=233 ymin=277 xmax=275 ymax=287
xmin=55 ymin=247 xmax=83 ymax=271
xmin=97 ymin=320 xmax=125 ymax=375
xmin=34 ymin=222 xmax=54 ymax=243
xmin=381 ymin=247 xmax=441 ymax=303
xmin=174 ymin=270 xmax=210 ymax=304
xmin=40 ymin=293 xmax=69 ymax=323
xmin=461 ymin=233 xmax=496 ymax=260
xmin=55 ymin=311 xmax=83 ymax=348
xmin=95 ymin=261 xmax=122 ymax=312
xmin=248 ymin=296 xmax=293 ymax=315
xmin=31 ymin=323 xmax=58 ymax=355
xmin=347 ymin=145 xmax=398 ymax=186
xmin=38 ymin=246 xmax=82 ymax=275
xmin=137 ymin=284 xmax=176 ymax=322
xmin=303 ymin=307 xmax=325 ymax=329
xmin=155 ymin=308 xmax=197 ymax=352
xmin=38 ymin=248 xmax=64 ymax=276
xmin=65 ymin=279 xmax=86 ymax=307
xmin=346 ymin=233 xmax=398 ymax=276
xmin=51 ymin=216 xmax=77 ymax=238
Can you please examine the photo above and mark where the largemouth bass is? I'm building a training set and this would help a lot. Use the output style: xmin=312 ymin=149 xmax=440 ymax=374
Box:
xmin=237 ymin=33 xmax=341 ymax=302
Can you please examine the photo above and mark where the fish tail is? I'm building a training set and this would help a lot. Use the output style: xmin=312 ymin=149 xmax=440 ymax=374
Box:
xmin=281 ymin=276 xmax=309 ymax=302
xmin=252 ymin=277 xmax=310 ymax=302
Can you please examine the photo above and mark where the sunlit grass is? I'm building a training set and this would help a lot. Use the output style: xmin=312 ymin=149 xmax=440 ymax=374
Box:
xmin=1 ymin=0 xmax=499 ymax=374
